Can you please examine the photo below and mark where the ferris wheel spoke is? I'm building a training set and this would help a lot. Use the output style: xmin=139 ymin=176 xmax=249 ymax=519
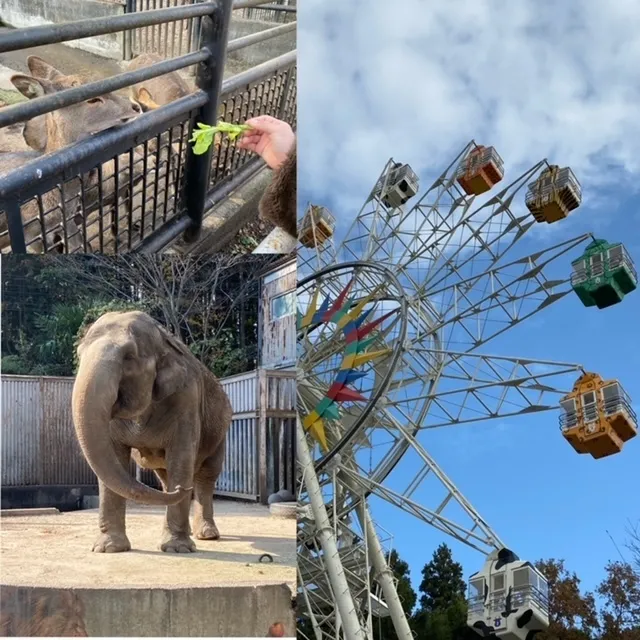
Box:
xmin=318 ymin=400 xmax=504 ymax=553
xmin=339 ymin=463 xmax=500 ymax=553
xmin=406 ymin=351 xmax=582 ymax=429
xmin=415 ymin=167 xmax=548 ymax=294
xmin=421 ymin=234 xmax=592 ymax=351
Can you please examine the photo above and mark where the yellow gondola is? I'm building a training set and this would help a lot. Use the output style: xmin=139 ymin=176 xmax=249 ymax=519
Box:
xmin=525 ymin=165 xmax=582 ymax=224
xmin=559 ymin=372 xmax=637 ymax=459
xmin=299 ymin=205 xmax=336 ymax=248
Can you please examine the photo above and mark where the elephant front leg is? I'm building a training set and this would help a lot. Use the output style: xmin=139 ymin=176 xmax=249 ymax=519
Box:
xmin=93 ymin=443 xmax=132 ymax=553
xmin=160 ymin=450 xmax=196 ymax=553
xmin=193 ymin=445 xmax=225 ymax=540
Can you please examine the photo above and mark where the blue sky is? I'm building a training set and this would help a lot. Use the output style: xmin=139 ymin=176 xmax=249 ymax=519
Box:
xmin=298 ymin=0 xmax=640 ymax=600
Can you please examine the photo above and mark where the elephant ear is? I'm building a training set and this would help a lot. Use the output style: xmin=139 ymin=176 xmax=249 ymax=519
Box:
xmin=75 ymin=320 xmax=95 ymax=357
xmin=153 ymin=332 xmax=189 ymax=402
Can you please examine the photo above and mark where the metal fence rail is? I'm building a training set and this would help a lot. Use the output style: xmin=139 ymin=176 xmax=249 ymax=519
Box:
xmin=1 ymin=369 xmax=295 ymax=501
xmin=236 ymin=0 xmax=296 ymax=24
xmin=0 ymin=0 xmax=297 ymax=254
xmin=126 ymin=0 xmax=296 ymax=59
xmin=210 ymin=50 xmax=296 ymax=190
xmin=127 ymin=0 xmax=202 ymax=60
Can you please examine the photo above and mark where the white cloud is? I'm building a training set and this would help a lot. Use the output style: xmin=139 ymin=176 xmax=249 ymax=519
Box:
xmin=298 ymin=0 xmax=640 ymax=229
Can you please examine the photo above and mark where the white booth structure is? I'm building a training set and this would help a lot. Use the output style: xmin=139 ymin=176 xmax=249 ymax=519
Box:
xmin=467 ymin=548 xmax=549 ymax=640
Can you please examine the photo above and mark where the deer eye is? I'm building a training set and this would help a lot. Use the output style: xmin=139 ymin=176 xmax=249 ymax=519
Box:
xmin=86 ymin=97 xmax=103 ymax=105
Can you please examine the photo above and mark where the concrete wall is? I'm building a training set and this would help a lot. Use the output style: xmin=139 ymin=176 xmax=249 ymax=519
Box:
xmin=0 ymin=0 xmax=124 ymax=59
xmin=227 ymin=18 xmax=296 ymax=68
xmin=0 ymin=485 xmax=98 ymax=511
xmin=0 ymin=0 xmax=294 ymax=64
xmin=0 ymin=584 xmax=295 ymax=637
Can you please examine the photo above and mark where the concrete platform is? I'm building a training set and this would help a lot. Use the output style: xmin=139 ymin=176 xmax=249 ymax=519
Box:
xmin=0 ymin=501 xmax=295 ymax=637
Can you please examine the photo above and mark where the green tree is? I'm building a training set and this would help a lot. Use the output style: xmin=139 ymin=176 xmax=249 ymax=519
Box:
xmin=412 ymin=543 xmax=469 ymax=640
xmin=372 ymin=549 xmax=417 ymax=640
xmin=418 ymin=543 xmax=466 ymax=611
xmin=1 ymin=254 xmax=270 ymax=378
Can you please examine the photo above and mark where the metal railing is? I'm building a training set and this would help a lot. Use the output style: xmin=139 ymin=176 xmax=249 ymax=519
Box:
xmin=0 ymin=0 xmax=297 ymax=254
xmin=125 ymin=0 xmax=296 ymax=59
xmin=236 ymin=1 xmax=297 ymax=25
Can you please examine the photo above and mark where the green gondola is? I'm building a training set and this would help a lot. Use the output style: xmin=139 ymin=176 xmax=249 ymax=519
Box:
xmin=571 ymin=239 xmax=637 ymax=308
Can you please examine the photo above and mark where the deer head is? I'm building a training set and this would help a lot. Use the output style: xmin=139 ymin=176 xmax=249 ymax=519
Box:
xmin=11 ymin=69 xmax=141 ymax=154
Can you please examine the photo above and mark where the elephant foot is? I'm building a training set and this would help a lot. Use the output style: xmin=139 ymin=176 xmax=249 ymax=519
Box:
xmin=92 ymin=532 xmax=131 ymax=553
xmin=160 ymin=533 xmax=196 ymax=553
xmin=195 ymin=520 xmax=220 ymax=540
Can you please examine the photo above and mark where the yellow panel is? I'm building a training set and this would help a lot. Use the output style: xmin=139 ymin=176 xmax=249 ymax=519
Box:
xmin=352 ymin=349 xmax=391 ymax=368
xmin=302 ymin=411 xmax=320 ymax=429
xmin=609 ymin=414 xmax=638 ymax=442
xmin=301 ymin=287 xmax=321 ymax=328
xmin=306 ymin=418 xmax=328 ymax=452
xmin=337 ymin=287 xmax=380 ymax=329
xmin=340 ymin=354 xmax=357 ymax=370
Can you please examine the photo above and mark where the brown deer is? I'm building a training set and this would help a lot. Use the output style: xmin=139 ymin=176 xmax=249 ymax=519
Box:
xmin=16 ymin=56 xmax=159 ymax=253
xmin=126 ymin=52 xmax=193 ymax=111
xmin=0 ymin=69 xmax=142 ymax=253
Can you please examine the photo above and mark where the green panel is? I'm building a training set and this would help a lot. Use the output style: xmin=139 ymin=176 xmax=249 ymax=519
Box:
xmin=572 ymin=284 xmax=596 ymax=307
xmin=591 ymin=282 xmax=624 ymax=309
xmin=613 ymin=267 xmax=637 ymax=295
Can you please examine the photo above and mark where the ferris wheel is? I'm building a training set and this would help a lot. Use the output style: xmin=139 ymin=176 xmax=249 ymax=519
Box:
xmin=296 ymin=142 xmax=638 ymax=640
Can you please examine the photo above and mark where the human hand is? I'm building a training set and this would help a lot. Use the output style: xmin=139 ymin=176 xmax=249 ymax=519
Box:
xmin=237 ymin=115 xmax=295 ymax=170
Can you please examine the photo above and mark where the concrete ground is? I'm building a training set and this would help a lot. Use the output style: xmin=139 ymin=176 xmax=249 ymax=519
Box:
xmin=1 ymin=500 xmax=295 ymax=592
xmin=1 ymin=501 xmax=296 ymax=636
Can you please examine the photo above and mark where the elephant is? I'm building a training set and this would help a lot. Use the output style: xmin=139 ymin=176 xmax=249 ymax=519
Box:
xmin=71 ymin=310 xmax=233 ymax=553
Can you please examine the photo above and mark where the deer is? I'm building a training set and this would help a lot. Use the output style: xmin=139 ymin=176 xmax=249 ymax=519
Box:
xmin=0 ymin=67 xmax=142 ymax=253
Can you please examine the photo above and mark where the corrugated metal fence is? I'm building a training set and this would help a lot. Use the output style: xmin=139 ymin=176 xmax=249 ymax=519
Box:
xmin=0 ymin=370 xmax=295 ymax=503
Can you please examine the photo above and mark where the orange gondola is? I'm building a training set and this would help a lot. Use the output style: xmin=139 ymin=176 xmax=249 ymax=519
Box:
xmin=456 ymin=145 xmax=505 ymax=196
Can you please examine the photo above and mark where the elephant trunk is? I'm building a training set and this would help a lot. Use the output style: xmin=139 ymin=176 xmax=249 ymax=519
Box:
xmin=72 ymin=345 xmax=189 ymax=506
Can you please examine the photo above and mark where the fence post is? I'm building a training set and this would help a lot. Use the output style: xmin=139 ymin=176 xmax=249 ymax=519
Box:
xmin=181 ymin=0 xmax=233 ymax=244
xmin=6 ymin=199 xmax=27 ymax=253
xmin=123 ymin=0 xmax=135 ymax=60
xmin=257 ymin=368 xmax=268 ymax=504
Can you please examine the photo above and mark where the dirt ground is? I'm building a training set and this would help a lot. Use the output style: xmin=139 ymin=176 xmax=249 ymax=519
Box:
xmin=0 ymin=25 xmax=246 ymax=104
xmin=228 ymin=217 xmax=274 ymax=253
xmin=0 ymin=501 xmax=295 ymax=592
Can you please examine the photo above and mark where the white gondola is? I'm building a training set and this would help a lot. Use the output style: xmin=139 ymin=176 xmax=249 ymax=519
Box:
xmin=467 ymin=548 xmax=549 ymax=640
xmin=374 ymin=162 xmax=419 ymax=209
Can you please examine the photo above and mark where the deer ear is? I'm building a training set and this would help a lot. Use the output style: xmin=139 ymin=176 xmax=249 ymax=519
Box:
xmin=11 ymin=74 xmax=50 ymax=99
xmin=26 ymin=56 xmax=64 ymax=81
xmin=22 ymin=116 xmax=48 ymax=152
xmin=136 ymin=87 xmax=160 ymax=112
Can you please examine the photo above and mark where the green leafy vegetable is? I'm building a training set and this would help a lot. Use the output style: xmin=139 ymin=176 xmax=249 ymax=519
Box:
xmin=189 ymin=121 xmax=252 ymax=155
